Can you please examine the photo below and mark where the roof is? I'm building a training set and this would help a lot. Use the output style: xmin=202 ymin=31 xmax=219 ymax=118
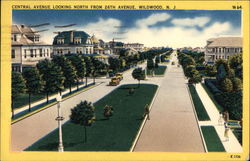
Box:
xmin=207 ymin=37 xmax=242 ymax=47
xmin=12 ymin=24 xmax=49 ymax=46
xmin=53 ymin=31 xmax=90 ymax=45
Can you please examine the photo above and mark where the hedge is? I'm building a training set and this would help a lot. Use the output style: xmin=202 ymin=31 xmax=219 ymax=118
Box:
xmin=204 ymin=79 xmax=242 ymax=120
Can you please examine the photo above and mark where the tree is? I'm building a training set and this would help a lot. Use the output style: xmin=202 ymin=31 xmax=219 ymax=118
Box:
xmin=229 ymin=54 xmax=242 ymax=79
xmin=205 ymin=65 xmax=217 ymax=78
xmin=231 ymin=77 xmax=242 ymax=91
xmin=108 ymin=57 xmax=120 ymax=72
xmin=52 ymin=56 xmax=77 ymax=93
xmin=12 ymin=72 xmax=26 ymax=118
xmin=22 ymin=68 xmax=44 ymax=112
xmin=91 ymin=57 xmax=105 ymax=83
xmin=188 ymin=70 xmax=202 ymax=86
xmin=155 ymin=56 xmax=160 ymax=68
xmin=37 ymin=59 xmax=65 ymax=103
xmin=68 ymin=55 xmax=86 ymax=90
xmin=132 ymin=68 xmax=145 ymax=87
xmin=83 ymin=56 xmax=94 ymax=86
xmin=147 ymin=59 xmax=155 ymax=75
xmin=220 ymin=78 xmax=233 ymax=92
xmin=184 ymin=65 xmax=196 ymax=78
xmin=103 ymin=105 xmax=114 ymax=120
xmin=70 ymin=101 xmax=95 ymax=142
xmin=182 ymin=56 xmax=195 ymax=67
xmin=216 ymin=64 xmax=227 ymax=83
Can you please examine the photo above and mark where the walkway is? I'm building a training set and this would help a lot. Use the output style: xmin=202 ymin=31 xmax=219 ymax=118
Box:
xmin=134 ymin=52 xmax=205 ymax=152
xmin=195 ymin=83 xmax=242 ymax=152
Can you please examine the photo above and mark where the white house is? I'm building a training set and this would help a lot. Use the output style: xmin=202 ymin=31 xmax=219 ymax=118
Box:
xmin=205 ymin=37 xmax=242 ymax=64
xmin=11 ymin=24 xmax=52 ymax=72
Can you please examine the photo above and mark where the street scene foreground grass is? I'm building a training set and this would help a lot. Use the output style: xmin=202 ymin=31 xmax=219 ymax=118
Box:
xmin=25 ymin=84 xmax=158 ymax=151
xmin=146 ymin=66 xmax=167 ymax=76
xmin=201 ymin=126 xmax=225 ymax=152
xmin=188 ymin=84 xmax=210 ymax=121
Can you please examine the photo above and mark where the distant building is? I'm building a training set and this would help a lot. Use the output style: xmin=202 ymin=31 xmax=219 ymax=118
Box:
xmin=11 ymin=24 xmax=52 ymax=72
xmin=205 ymin=37 xmax=242 ymax=64
xmin=124 ymin=43 xmax=144 ymax=52
xmin=91 ymin=35 xmax=104 ymax=55
xmin=53 ymin=31 xmax=94 ymax=55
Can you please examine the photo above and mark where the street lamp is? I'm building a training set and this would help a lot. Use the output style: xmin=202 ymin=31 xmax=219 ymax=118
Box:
xmin=55 ymin=93 xmax=64 ymax=152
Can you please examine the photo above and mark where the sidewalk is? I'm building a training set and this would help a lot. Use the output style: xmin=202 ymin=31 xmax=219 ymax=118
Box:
xmin=195 ymin=83 xmax=242 ymax=152
xmin=13 ymin=81 xmax=94 ymax=116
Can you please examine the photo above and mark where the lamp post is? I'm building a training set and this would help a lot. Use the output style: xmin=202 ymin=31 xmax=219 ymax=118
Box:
xmin=55 ymin=93 xmax=64 ymax=152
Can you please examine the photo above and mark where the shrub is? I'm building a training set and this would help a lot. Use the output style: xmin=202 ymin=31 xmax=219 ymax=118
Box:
xmin=204 ymin=79 xmax=221 ymax=94
xmin=220 ymin=78 xmax=233 ymax=92
xmin=231 ymin=77 xmax=242 ymax=91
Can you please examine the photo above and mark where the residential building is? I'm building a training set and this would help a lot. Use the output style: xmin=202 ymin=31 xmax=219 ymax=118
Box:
xmin=124 ymin=43 xmax=144 ymax=52
xmin=205 ymin=37 xmax=242 ymax=64
xmin=11 ymin=24 xmax=52 ymax=72
xmin=53 ymin=31 xmax=94 ymax=55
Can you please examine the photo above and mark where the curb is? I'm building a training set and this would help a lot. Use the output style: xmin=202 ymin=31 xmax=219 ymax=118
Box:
xmin=129 ymin=83 xmax=161 ymax=152
xmin=186 ymin=84 xmax=208 ymax=153
xmin=11 ymin=83 xmax=100 ymax=124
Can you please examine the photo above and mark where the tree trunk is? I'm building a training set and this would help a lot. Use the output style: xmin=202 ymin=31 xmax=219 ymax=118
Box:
xmin=28 ymin=93 xmax=31 ymax=112
xmin=70 ymin=84 xmax=72 ymax=93
xmin=59 ymin=89 xmax=62 ymax=96
xmin=138 ymin=80 xmax=140 ymax=88
xmin=85 ymin=77 xmax=88 ymax=87
xmin=46 ymin=92 xmax=49 ymax=104
xmin=84 ymin=126 xmax=87 ymax=142
xmin=77 ymin=79 xmax=79 ymax=91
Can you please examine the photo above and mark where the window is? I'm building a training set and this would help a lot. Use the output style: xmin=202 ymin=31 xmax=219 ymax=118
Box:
xmin=47 ymin=49 xmax=49 ymax=56
xmin=57 ymin=38 xmax=64 ymax=44
xmin=40 ymin=49 xmax=43 ymax=57
xmin=35 ymin=36 xmax=40 ymax=42
xmin=11 ymin=49 xmax=15 ymax=58
xmin=24 ymin=49 xmax=27 ymax=58
xmin=14 ymin=35 xmax=17 ymax=41
xmin=74 ymin=38 xmax=81 ymax=44
xmin=31 ymin=49 xmax=34 ymax=57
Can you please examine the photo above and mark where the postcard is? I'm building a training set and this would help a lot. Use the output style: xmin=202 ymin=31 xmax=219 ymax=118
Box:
xmin=1 ymin=0 xmax=249 ymax=161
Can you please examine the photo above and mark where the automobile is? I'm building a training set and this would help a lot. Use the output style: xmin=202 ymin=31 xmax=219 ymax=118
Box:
xmin=109 ymin=77 xmax=120 ymax=86
xmin=115 ymin=73 xmax=123 ymax=80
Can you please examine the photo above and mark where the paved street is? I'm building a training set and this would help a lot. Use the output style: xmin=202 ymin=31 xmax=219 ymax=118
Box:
xmin=134 ymin=52 xmax=205 ymax=152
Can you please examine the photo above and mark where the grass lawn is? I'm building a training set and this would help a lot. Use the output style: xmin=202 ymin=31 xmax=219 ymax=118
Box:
xmin=25 ymin=84 xmax=158 ymax=151
xmin=233 ymin=130 xmax=242 ymax=145
xmin=201 ymin=83 xmax=224 ymax=112
xmin=201 ymin=126 xmax=225 ymax=152
xmin=188 ymin=85 xmax=210 ymax=121
xmin=13 ymin=82 xmax=86 ymax=109
xmin=146 ymin=66 xmax=167 ymax=75
xmin=12 ymin=83 xmax=95 ymax=121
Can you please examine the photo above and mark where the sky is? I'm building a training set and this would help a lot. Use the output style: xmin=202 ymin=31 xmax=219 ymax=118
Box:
xmin=13 ymin=10 xmax=241 ymax=48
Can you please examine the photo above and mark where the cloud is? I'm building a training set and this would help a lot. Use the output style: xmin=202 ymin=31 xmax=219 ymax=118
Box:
xmin=39 ymin=13 xmax=241 ymax=49
xmin=136 ymin=13 xmax=170 ymax=27
xmin=171 ymin=17 xmax=211 ymax=27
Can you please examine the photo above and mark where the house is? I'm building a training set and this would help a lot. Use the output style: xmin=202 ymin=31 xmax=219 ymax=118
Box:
xmin=11 ymin=24 xmax=52 ymax=72
xmin=53 ymin=31 xmax=94 ymax=55
xmin=205 ymin=37 xmax=242 ymax=64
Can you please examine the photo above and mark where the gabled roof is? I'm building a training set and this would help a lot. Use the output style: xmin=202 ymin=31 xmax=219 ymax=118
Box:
xmin=207 ymin=37 xmax=242 ymax=47
xmin=53 ymin=31 xmax=90 ymax=45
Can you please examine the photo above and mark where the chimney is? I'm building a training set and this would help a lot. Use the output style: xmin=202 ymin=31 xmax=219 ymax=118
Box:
xmin=70 ymin=31 xmax=74 ymax=43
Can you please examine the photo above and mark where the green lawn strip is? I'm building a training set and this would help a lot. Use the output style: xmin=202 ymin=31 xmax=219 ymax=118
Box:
xmin=146 ymin=66 xmax=167 ymax=75
xmin=12 ymin=83 xmax=95 ymax=122
xmin=232 ymin=130 xmax=242 ymax=145
xmin=201 ymin=83 xmax=224 ymax=112
xmin=25 ymin=84 xmax=158 ymax=151
xmin=188 ymin=84 xmax=210 ymax=121
xmin=13 ymin=82 xmax=85 ymax=109
xmin=201 ymin=126 xmax=225 ymax=152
